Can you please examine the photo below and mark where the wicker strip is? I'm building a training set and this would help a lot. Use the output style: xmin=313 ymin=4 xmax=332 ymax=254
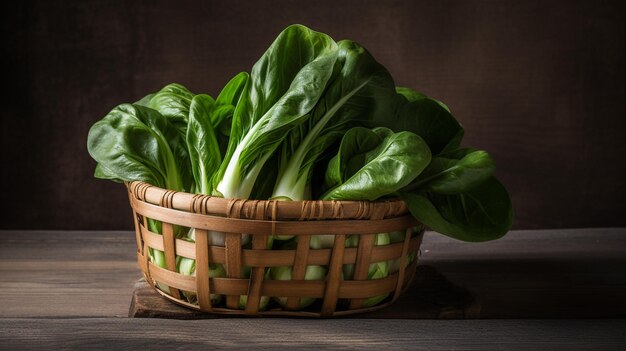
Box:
xmin=349 ymin=231 xmax=376 ymax=309
xmin=131 ymin=196 xmax=417 ymax=235
xmin=285 ymin=234 xmax=311 ymax=310
xmin=224 ymin=233 xmax=242 ymax=309
xmin=136 ymin=251 xmax=149 ymax=283
xmin=127 ymin=183 xmax=145 ymax=255
xmin=244 ymin=201 xmax=269 ymax=314
xmin=128 ymin=184 xmax=144 ymax=256
xmin=140 ymin=223 xmax=420 ymax=266
xmin=321 ymin=234 xmax=346 ymax=317
xmin=392 ymin=228 xmax=413 ymax=300
xmin=161 ymin=223 xmax=181 ymax=299
xmin=142 ymin=240 xmax=154 ymax=289
xmin=350 ymin=203 xmax=387 ymax=309
xmin=194 ymin=229 xmax=212 ymax=311
xmin=132 ymin=212 xmax=144 ymax=255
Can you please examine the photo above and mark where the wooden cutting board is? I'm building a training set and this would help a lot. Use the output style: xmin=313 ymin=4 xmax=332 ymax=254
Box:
xmin=129 ymin=265 xmax=479 ymax=319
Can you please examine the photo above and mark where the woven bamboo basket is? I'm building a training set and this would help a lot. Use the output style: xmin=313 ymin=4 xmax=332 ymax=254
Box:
xmin=126 ymin=181 xmax=424 ymax=317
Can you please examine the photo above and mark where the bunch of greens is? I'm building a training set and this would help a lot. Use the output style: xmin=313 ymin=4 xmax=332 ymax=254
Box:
xmin=87 ymin=24 xmax=513 ymax=311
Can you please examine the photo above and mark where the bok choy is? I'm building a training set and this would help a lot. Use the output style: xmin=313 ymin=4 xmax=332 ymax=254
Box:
xmin=87 ymin=24 xmax=514 ymax=311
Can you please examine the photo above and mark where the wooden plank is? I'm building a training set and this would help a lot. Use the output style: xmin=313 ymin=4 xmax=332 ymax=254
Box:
xmin=417 ymin=228 xmax=626 ymax=318
xmin=0 ymin=318 xmax=625 ymax=350
xmin=0 ymin=230 xmax=137 ymax=318
xmin=2 ymin=229 xmax=626 ymax=319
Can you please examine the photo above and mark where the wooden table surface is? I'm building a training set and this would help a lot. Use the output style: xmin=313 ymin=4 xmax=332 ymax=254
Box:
xmin=1 ymin=228 xmax=625 ymax=350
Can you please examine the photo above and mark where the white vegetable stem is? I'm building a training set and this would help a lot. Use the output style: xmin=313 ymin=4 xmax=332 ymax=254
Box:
xmin=216 ymin=123 xmax=272 ymax=199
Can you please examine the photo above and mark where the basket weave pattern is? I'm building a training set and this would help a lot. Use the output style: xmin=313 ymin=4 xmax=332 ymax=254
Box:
xmin=127 ymin=181 xmax=424 ymax=317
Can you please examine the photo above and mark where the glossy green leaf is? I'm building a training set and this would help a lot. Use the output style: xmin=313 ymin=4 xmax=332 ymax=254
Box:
xmin=215 ymin=72 xmax=249 ymax=112
xmin=400 ymin=177 xmax=513 ymax=242
xmin=93 ymin=163 xmax=122 ymax=183
xmin=212 ymin=72 xmax=250 ymax=153
xmin=381 ymin=87 xmax=462 ymax=154
xmin=186 ymin=94 xmax=222 ymax=194
xmin=87 ymin=103 xmax=183 ymax=191
xmin=323 ymin=127 xmax=383 ymax=192
xmin=396 ymin=86 xmax=451 ymax=113
xmin=408 ymin=149 xmax=495 ymax=194
xmin=322 ymin=130 xmax=431 ymax=201
xmin=371 ymin=126 xmax=394 ymax=139
xmin=395 ymin=97 xmax=463 ymax=154
xmin=149 ymin=83 xmax=195 ymax=134
xmin=395 ymin=86 xmax=427 ymax=102
xmin=134 ymin=93 xmax=155 ymax=107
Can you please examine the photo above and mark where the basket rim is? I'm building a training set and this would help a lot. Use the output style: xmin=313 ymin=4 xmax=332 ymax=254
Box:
xmin=126 ymin=181 xmax=412 ymax=221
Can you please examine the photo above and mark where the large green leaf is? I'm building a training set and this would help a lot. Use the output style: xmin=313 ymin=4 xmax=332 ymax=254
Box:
xmin=322 ymin=129 xmax=431 ymax=201
xmin=149 ymin=83 xmax=195 ymax=134
xmin=87 ymin=103 xmax=183 ymax=191
xmin=400 ymin=177 xmax=513 ymax=242
xmin=93 ymin=163 xmax=122 ymax=183
xmin=395 ymin=97 xmax=463 ymax=154
xmin=215 ymin=72 xmax=249 ymax=116
xmin=396 ymin=86 xmax=451 ymax=113
xmin=395 ymin=87 xmax=427 ymax=102
xmin=323 ymin=127 xmax=383 ymax=192
xmin=213 ymin=24 xmax=339 ymax=199
xmin=134 ymin=93 xmax=155 ymax=107
xmin=380 ymin=87 xmax=462 ymax=154
xmin=186 ymin=95 xmax=221 ymax=195
xmin=407 ymin=149 xmax=495 ymax=194
xmin=211 ymin=72 xmax=250 ymax=156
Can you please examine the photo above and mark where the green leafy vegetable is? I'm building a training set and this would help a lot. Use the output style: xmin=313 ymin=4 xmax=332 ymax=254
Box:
xmin=272 ymin=40 xmax=397 ymax=201
xmin=87 ymin=24 xmax=515 ymax=311
xmin=213 ymin=24 xmax=339 ymax=200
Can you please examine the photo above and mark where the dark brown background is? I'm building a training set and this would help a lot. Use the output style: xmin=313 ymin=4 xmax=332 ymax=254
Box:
xmin=1 ymin=0 xmax=624 ymax=230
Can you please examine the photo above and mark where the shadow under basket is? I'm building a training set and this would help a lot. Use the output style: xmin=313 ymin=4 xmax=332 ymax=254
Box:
xmin=126 ymin=181 xmax=424 ymax=317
